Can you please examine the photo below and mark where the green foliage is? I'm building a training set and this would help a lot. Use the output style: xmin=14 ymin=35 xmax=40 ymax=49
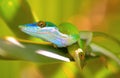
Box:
xmin=0 ymin=0 xmax=120 ymax=78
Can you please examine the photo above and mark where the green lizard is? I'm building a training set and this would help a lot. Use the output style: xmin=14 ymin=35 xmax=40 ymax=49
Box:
xmin=19 ymin=21 xmax=86 ymax=69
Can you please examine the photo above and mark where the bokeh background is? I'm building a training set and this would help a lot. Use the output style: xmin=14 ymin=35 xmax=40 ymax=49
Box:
xmin=0 ymin=0 xmax=120 ymax=78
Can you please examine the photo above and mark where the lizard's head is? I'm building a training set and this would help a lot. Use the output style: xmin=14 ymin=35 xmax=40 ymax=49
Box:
xmin=19 ymin=21 xmax=80 ymax=47
xmin=19 ymin=21 xmax=58 ymax=36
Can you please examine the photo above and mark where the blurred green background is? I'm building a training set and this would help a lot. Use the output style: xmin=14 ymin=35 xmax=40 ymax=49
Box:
xmin=0 ymin=0 xmax=120 ymax=78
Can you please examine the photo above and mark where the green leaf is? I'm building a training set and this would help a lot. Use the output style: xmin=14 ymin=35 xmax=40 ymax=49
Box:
xmin=90 ymin=32 xmax=120 ymax=65
xmin=0 ymin=0 xmax=34 ymax=38
xmin=0 ymin=38 xmax=70 ymax=63
xmin=0 ymin=18 xmax=15 ymax=37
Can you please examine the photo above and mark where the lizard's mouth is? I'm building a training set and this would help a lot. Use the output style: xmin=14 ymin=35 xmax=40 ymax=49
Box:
xmin=19 ymin=25 xmax=39 ymax=33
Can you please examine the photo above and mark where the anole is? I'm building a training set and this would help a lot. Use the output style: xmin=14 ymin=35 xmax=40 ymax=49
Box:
xmin=19 ymin=21 xmax=86 ymax=69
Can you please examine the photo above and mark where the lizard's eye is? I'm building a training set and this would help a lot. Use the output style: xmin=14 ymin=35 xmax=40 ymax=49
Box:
xmin=37 ymin=21 xmax=46 ymax=28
